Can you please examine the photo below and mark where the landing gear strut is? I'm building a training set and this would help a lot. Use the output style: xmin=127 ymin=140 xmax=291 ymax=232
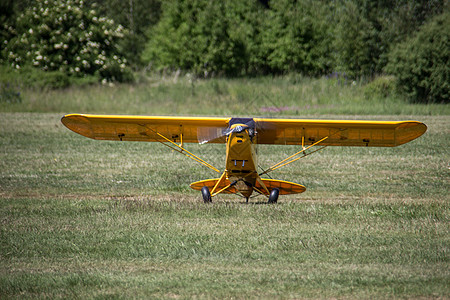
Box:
xmin=201 ymin=186 xmax=212 ymax=203
xmin=268 ymin=188 xmax=279 ymax=203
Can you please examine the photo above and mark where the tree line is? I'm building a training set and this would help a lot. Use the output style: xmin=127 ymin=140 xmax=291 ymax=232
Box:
xmin=1 ymin=0 xmax=448 ymax=102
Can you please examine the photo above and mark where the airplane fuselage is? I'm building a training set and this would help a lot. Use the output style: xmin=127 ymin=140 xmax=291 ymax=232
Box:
xmin=225 ymin=124 xmax=258 ymax=199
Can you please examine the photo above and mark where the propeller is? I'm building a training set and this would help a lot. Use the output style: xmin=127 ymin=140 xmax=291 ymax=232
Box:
xmin=197 ymin=118 xmax=259 ymax=144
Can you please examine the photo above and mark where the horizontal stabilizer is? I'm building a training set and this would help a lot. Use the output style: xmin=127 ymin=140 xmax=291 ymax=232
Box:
xmin=190 ymin=178 xmax=306 ymax=195
xmin=190 ymin=178 xmax=237 ymax=194
xmin=257 ymin=179 xmax=306 ymax=195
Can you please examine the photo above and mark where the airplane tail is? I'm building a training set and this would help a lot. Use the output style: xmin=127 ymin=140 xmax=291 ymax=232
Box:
xmin=190 ymin=178 xmax=305 ymax=196
xmin=256 ymin=178 xmax=306 ymax=195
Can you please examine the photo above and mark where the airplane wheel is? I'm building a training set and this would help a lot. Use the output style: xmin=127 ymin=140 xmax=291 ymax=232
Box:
xmin=268 ymin=188 xmax=279 ymax=203
xmin=201 ymin=186 xmax=212 ymax=203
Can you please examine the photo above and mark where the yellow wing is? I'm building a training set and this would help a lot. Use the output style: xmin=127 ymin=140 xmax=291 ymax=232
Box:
xmin=254 ymin=118 xmax=427 ymax=147
xmin=61 ymin=114 xmax=229 ymax=144
xmin=62 ymin=114 xmax=427 ymax=147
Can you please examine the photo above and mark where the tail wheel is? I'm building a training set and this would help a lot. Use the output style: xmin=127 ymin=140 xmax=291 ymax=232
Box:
xmin=201 ymin=186 xmax=212 ymax=203
xmin=268 ymin=188 xmax=279 ymax=203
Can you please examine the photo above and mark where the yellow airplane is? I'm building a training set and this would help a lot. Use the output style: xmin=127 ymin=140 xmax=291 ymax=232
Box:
xmin=61 ymin=114 xmax=427 ymax=203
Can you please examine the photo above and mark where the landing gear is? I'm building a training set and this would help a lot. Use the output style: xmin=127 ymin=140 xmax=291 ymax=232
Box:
xmin=268 ymin=188 xmax=279 ymax=203
xmin=201 ymin=186 xmax=212 ymax=203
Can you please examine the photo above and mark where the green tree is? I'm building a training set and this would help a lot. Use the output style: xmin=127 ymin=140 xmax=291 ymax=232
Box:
xmin=333 ymin=1 xmax=379 ymax=79
xmin=332 ymin=0 xmax=446 ymax=79
xmin=85 ymin=0 xmax=162 ymax=67
xmin=0 ymin=0 xmax=33 ymax=61
xmin=385 ymin=11 xmax=449 ymax=103
xmin=260 ymin=0 xmax=332 ymax=75
xmin=2 ymin=0 xmax=132 ymax=82
xmin=142 ymin=0 xmax=265 ymax=77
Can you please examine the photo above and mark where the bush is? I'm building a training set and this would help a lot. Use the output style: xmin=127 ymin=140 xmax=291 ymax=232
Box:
xmin=0 ymin=82 xmax=22 ymax=103
xmin=363 ymin=76 xmax=396 ymax=99
xmin=385 ymin=11 xmax=449 ymax=103
xmin=0 ymin=63 xmax=98 ymax=90
xmin=2 ymin=0 xmax=132 ymax=83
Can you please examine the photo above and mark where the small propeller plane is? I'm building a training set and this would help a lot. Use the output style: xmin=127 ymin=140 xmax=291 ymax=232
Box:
xmin=61 ymin=114 xmax=427 ymax=203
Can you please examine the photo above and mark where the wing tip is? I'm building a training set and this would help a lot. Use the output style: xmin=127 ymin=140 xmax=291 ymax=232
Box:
xmin=395 ymin=121 xmax=427 ymax=146
xmin=61 ymin=114 xmax=94 ymax=138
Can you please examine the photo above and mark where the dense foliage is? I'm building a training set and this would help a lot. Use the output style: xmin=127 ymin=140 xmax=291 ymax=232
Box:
xmin=332 ymin=0 xmax=446 ymax=79
xmin=142 ymin=1 xmax=263 ymax=77
xmin=142 ymin=0 xmax=332 ymax=76
xmin=2 ymin=0 xmax=132 ymax=83
xmin=85 ymin=0 xmax=161 ymax=67
xmin=0 ymin=0 xmax=447 ymax=102
xmin=385 ymin=11 xmax=449 ymax=103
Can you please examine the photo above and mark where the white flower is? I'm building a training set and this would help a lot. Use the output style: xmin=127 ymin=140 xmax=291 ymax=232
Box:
xmin=75 ymin=67 xmax=80 ymax=72
xmin=28 ymin=28 xmax=33 ymax=34
xmin=36 ymin=55 xmax=43 ymax=60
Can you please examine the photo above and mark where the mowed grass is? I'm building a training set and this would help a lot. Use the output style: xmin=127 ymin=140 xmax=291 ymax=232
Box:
xmin=0 ymin=77 xmax=449 ymax=298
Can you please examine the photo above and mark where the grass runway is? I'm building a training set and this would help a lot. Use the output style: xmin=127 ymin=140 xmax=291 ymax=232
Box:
xmin=0 ymin=78 xmax=448 ymax=298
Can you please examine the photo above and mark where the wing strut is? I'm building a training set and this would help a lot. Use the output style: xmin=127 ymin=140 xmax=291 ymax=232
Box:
xmin=147 ymin=128 xmax=220 ymax=173
xmin=210 ymin=171 xmax=228 ymax=195
xmin=259 ymin=129 xmax=344 ymax=176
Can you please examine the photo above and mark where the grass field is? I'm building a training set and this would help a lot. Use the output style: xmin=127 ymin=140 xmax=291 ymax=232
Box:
xmin=1 ymin=76 xmax=449 ymax=298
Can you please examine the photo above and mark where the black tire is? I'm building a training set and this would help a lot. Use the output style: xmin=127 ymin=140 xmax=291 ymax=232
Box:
xmin=268 ymin=188 xmax=279 ymax=203
xmin=201 ymin=186 xmax=212 ymax=203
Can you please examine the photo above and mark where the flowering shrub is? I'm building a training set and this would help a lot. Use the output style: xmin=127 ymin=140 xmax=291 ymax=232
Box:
xmin=2 ymin=0 xmax=132 ymax=82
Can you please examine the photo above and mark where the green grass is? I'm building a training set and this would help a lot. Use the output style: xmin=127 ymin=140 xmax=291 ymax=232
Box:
xmin=1 ymin=75 xmax=449 ymax=115
xmin=0 ymin=77 xmax=449 ymax=298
